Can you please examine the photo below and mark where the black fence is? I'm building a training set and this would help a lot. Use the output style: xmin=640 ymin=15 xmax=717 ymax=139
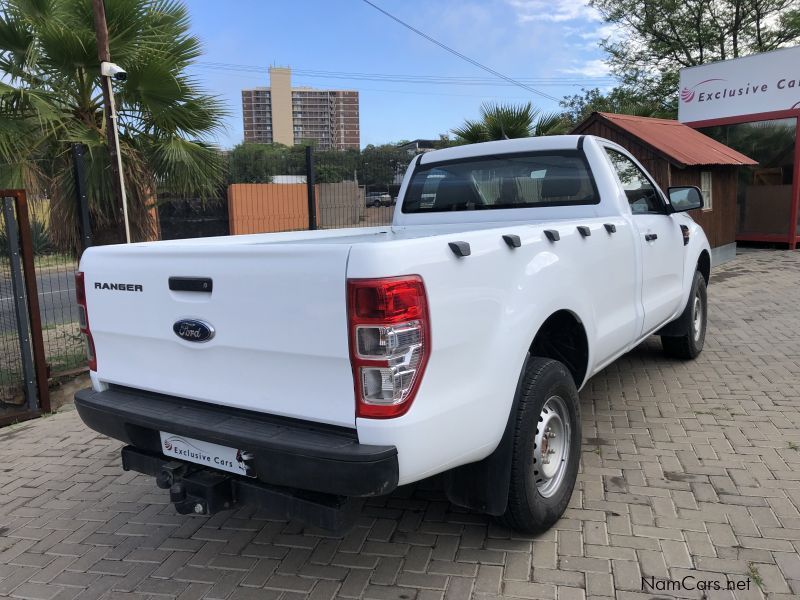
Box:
xmin=0 ymin=238 xmax=26 ymax=410
xmin=158 ymin=197 xmax=229 ymax=241
xmin=314 ymin=147 xmax=406 ymax=230
xmin=7 ymin=201 xmax=84 ymax=381
xmin=32 ymin=249 xmax=83 ymax=377
xmin=160 ymin=145 xmax=414 ymax=240
xmin=0 ymin=191 xmax=51 ymax=425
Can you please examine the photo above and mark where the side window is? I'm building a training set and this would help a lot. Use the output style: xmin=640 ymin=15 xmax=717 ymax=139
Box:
xmin=604 ymin=148 xmax=664 ymax=215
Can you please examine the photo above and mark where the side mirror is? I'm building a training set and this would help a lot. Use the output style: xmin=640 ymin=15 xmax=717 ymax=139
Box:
xmin=668 ymin=186 xmax=704 ymax=212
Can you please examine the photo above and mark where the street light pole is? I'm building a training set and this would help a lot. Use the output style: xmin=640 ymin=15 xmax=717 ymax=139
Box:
xmin=91 ymin=0 xmax=131 ymax=243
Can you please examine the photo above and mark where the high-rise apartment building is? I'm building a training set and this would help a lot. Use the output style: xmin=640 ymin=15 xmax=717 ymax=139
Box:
xmin=242 ymin=67 xmax=360 ymax=150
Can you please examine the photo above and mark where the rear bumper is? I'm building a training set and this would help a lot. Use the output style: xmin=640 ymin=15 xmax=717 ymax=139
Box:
xmin=74 ymin=386 xmax=398 ymax=497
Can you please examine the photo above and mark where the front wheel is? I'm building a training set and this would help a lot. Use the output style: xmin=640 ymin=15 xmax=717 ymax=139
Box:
xmin=661 ymin=270 xmax=707 ymax=359
xmin=499 ymin=358 xmax=581 ymax=533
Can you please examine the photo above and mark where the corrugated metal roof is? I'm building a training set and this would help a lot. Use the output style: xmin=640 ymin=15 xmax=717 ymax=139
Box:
xmin=579 ymin=112 xmax=758 ymax=167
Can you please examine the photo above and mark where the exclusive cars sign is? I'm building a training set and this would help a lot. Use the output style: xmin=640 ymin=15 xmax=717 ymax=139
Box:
xmin=679 ymin=45 xmax=800 ymax=123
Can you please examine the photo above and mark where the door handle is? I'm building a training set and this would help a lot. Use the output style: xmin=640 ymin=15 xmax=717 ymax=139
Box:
xmin=644 ymin=233 xmax=658 ymax=242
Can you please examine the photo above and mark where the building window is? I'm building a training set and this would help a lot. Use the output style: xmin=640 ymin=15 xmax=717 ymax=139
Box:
xmin=700 ymin=171 xmax=712 ymax=211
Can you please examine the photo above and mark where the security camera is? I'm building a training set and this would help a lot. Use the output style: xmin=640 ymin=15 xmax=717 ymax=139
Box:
xmin=100 ymin=61 xmax=127 ymax=82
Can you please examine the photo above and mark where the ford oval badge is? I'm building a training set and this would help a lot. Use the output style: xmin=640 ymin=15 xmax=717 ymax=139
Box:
xmin=173 ymin=319 xmax=215 ymax=343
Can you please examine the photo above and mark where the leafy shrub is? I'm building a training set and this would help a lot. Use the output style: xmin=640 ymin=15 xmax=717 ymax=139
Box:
xmin=0 ymin=217 xmax=54 ymax=257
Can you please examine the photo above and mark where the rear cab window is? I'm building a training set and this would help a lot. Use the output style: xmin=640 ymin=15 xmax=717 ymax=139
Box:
xmin=402 ymin=151 xmax=599 ymax=214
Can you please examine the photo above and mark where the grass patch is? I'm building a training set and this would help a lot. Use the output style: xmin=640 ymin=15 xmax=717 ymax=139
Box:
xmin=47 ymin=350 xmax=85 ymax=374
xmin=0 ymin=367 xmax=21 ymax=382
xmin=0 ymin=321 xmax=84 ymax=388
xmin=33 ymin=253 xmax=77 ymax=270
xmin=788 ymin=441 xmax=799 ymax=451
xmin=747 ymin=562 xmax=764 ymax=590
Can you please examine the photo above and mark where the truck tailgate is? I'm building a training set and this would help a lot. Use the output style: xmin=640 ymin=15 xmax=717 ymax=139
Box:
xmin=81 ymin=242 xmax=355 ymax=427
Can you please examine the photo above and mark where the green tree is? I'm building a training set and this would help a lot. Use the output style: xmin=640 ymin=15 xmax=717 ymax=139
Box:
xmin=452 ymin=102 xmax=569 ymax=144
xmin=314 ymin=148 xmax=359 ymax=183
xmin=359 ymin=144 xmax=408 ymax=188
xmin=0 ymin=0 xmax=226 ymax=249
xmin=559 ymin=87 xmax=675 ymax=128
xmin=227 ymin=143 xmax=360 ymax=184
xmin=227 ymin=143 xmax=300 ymax=183
xmin=591 ymin=0 xmax=800 ymax=110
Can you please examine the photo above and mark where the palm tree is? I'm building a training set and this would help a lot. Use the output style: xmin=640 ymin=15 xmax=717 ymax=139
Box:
xmin=452 ymin=101 xmax=569 ymax=144
xmin=0 ymin=0 xmax=226 ymax=249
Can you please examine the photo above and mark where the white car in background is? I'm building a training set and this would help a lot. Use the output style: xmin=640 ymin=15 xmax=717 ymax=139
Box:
xmin=366 ymin=191 xmax=393 ymax=207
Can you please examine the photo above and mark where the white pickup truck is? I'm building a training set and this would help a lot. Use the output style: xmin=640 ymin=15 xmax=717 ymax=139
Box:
xmin=74 ymin=135 xmax=710 ymax=532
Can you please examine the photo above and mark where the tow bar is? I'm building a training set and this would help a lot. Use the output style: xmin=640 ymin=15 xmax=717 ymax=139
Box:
xmin=121 ymin=446 xmax=360 ymax=531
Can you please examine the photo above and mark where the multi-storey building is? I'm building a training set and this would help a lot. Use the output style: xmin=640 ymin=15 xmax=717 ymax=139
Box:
xmin=242 ymin=67 xmax=360 ymax=150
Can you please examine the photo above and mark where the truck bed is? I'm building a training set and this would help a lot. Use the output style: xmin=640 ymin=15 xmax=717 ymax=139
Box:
xmin=80 ymin=215 xmax=631 ymax=438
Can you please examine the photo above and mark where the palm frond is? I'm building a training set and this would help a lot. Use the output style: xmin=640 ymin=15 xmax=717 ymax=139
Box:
xmin=451 ymin=119 xmax=487 ymax=144
xmin=533 ymin=112 xmax=569 ymax=136
xmin=146 ymin=136 xmax=224 ymax=198
xmin=454 ymin=102 xmax=542 ymax=143
xmin=481 ymin=101 xmax=536 ymax=140
xmin=0 ymin=0 xmax=226 ymax=250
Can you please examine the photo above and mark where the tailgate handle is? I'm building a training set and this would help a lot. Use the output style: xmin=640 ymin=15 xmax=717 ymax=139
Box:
xmin=169 ymin=277 xmax=213 ymax=293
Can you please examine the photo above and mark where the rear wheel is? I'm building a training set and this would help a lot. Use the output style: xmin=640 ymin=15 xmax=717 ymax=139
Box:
xmin=499 ymin=358 xmax=581 ymax=533
xmin=661 ymin=270 xmax=707 ymax=360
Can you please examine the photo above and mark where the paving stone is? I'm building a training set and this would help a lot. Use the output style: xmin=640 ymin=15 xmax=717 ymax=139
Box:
xmin=1 ymin=252 xmax=798 ymax=599
xmin=8 ymin=582 xmax=64 ymax=600
xmin=611 ymin=560 xmax=642 ymax=592
xmin=502 ymin=580 xmax=556 ymax=599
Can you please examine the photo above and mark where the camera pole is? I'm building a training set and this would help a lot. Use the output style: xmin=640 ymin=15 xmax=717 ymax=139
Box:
xmin=92 ymin=0 xmax=131 ymax=243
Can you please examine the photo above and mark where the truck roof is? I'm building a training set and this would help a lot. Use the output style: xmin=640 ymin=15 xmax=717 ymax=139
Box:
xmin=419 ymin=135 xmax=586 ymax=165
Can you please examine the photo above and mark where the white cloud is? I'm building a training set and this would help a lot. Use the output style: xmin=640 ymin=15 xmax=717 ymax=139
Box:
xmin=580 ymin=23 xmax=618 ymax=41
xmin=562 ymin=59 xmax=610 ymax=77
xmin=506 ymin=0 xmax=600 ymax=23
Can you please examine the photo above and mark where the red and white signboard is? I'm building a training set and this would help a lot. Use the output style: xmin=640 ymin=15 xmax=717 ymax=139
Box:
xmin=678 ymin=45 xmax=800 ymax=124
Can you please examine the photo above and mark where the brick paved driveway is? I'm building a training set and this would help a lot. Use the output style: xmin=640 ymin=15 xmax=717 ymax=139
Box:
xmin=2 ymin=250 xmax=800 ymax=600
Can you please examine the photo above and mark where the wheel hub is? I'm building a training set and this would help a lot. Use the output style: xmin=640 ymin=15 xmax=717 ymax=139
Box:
xmin=533 ymin=395 xmax=571 ymax=498
xmin=693 ymin=295 xmax=703 ymax=342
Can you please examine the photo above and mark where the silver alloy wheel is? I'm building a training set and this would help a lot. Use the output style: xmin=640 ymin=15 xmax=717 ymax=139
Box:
xmin=692 ymin=294 xmax=703 ymax=342
xmin=533 ymin=395 xmax=571 ymax=498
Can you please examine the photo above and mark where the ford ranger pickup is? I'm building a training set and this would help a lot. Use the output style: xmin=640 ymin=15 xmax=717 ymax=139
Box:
xmin=74 ymin=135 xmax=711 ymax=532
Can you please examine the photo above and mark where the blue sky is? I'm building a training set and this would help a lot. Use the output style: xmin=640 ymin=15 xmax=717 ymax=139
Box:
xmin=184 ymin=0 xmax=615 ymax=149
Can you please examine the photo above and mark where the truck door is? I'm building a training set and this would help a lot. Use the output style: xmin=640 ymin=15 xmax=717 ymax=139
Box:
xmin=603 ymin=148 xmax=684 ymax=335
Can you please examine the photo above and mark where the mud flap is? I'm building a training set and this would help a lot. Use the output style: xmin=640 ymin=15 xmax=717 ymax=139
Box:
xmin=443 ymin=354 xmax=530 ymax=516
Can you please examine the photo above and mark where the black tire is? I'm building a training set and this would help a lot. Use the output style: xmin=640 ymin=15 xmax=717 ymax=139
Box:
xmin=661 ymin=270 xmax=707 ymax=360
xmin=499 ymin=358 xmax=581 ymax=533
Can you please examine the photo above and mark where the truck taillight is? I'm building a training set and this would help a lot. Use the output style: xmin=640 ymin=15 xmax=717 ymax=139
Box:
xmin=348 ymin=276 xmax=429 ymax=419
xmin=75 ymin=272 xmax=97 ymax=371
